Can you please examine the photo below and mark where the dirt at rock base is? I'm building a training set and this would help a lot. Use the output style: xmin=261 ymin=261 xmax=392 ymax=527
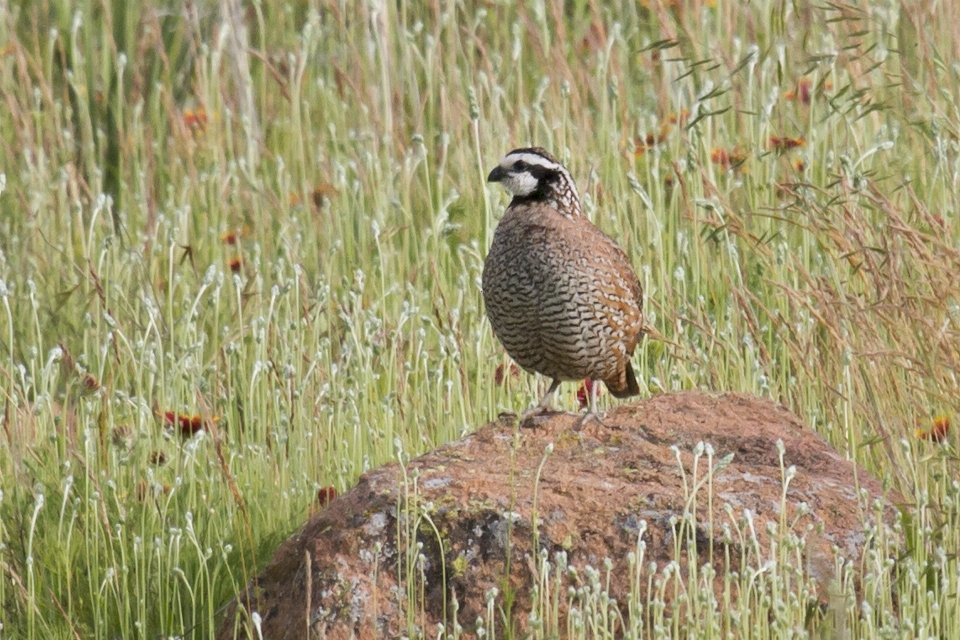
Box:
xmin=216 ymin=391 xmax=903 ymax=639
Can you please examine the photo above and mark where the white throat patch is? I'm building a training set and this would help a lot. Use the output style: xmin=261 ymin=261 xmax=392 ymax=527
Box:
xmin=499 ymin=170 xmax=540 ymax=197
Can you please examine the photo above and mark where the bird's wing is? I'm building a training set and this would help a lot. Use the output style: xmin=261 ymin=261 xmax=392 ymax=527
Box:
xmin=569 ymin=216 xmax=644 ymax=305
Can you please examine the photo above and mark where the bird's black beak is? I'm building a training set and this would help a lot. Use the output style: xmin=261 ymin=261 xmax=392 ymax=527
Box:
xmin=487 ymin=166 xmax=507 ymax=183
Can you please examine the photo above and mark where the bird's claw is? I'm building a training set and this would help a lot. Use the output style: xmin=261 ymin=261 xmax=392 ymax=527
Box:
xmin=519 ymin=405 xmax=557 ymax=429
xmin=574 ymin=411 xmax=606 ymax=431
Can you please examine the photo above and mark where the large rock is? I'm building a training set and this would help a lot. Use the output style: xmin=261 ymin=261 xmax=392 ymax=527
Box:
xmin=216 ymin=392 xmax=900 ymax=639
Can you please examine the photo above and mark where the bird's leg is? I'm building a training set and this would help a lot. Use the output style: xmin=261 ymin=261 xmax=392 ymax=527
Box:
xmin=574 ymin=379 xmax=604 ymax=430
xmin=536 ymin=378 xmax=563 ymax=411
xmin=519 ymin=378 xmax=562 ymax=427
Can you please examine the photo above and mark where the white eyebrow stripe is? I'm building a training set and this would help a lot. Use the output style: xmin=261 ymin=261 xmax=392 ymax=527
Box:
xmin=501 ymin=152 xmax=560 ymax=171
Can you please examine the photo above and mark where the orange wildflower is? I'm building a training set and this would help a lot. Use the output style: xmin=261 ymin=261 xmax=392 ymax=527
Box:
xmin=916 ymin=415 xmax=950 ymax=443
xmin=668 ymin=109 xmax=690 ymax=125
xmin=312 ymin=183 xmax=340 ymax=208
xmin=710 ymin=148 xmax=729 ymax=166
xmin=710 ymin=147 xmax=748 ymax=169
xmin=183 ymin=108 xmax=208 ymax=129
xmin=221 ymin=226 xmax=252 ymax=244
xmin=770 ymin=136 xmax=805 ymax=151
xmin=633 ymin=112 xmax=683 ymax=157
xmin=634 ymin=132 xmax=665 ymax=156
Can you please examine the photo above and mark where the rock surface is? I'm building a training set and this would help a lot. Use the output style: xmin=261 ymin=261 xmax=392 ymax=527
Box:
xmin=216 ymin=392 xmax=901 ymax=639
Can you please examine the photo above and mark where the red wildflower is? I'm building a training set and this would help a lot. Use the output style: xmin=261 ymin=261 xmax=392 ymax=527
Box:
xmin=163 ymin=410 xmax=217 ymax=437
xmin=136 ymin=481 xmax=171 ymax=502
xmin=81 ymin=373 xmax=101 ymax=394
xmin=576 ymin=379 xmax=599 ymax=411
xmin=317 ymin=486 xmax=338 ymax=508
xmin=797 ymin=78 xmax=812 ymax=105
xmin=494 ymin=363 xmax=521 ymax=386
xmin=785 ymin=78 xmax=832 ymax=105
xmin=182 ymin=414 xmax=204 ymax=437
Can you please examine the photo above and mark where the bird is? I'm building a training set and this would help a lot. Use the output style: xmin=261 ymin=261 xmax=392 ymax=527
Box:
xmin=482 ymin=147 xmax=644 ymax=426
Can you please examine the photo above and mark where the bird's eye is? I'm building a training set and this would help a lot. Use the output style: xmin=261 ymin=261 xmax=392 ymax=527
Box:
xmin=513 ymin=160 xmax=527 ymax=171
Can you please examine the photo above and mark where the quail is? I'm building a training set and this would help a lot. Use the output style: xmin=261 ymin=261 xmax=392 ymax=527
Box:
xmin=482 ymin=147 xmax=644 ymax=424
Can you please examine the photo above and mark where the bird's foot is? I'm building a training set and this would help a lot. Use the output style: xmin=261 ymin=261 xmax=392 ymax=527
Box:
xmin=519 ymin=404 xmax=559 ymax=429
xmin=574 ymin=410 xmax=606 ymax=431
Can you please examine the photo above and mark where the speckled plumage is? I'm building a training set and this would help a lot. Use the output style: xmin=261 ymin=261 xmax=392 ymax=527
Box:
xmin=482 ymin=148 xmax=644 ymax=409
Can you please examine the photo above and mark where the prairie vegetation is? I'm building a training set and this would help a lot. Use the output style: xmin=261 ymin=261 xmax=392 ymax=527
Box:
xmin=1 ymin=1 xmax=959 ymax=637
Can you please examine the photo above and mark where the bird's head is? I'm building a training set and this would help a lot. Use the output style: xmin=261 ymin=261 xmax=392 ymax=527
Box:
xmin=487 ymin=148 xmax=580 ymax=213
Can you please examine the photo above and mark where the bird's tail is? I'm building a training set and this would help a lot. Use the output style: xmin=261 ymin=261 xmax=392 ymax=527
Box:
xmin=605 ymin=362 xmax=640 ymax=399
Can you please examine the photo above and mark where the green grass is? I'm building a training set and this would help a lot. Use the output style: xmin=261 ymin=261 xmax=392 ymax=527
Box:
xmin=1 ymin=0 xmax=960 ymax=637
